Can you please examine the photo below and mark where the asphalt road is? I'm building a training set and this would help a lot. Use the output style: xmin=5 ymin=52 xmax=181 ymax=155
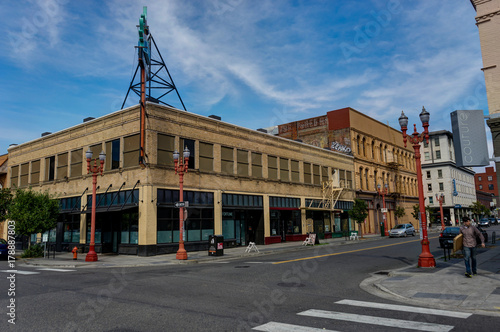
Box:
xmin=2 ymin=233 xmax=500 ymax=331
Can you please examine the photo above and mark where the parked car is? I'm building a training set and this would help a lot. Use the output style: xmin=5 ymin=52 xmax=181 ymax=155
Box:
xmin=439 ymin=227 xmax=460 ymax=248
xmin=0 ymin=239 xmax=8 ymax=259
xmin=477 ymin=226 xmax=489 ymax=243
xmin=439 ymin=226 xmax=488 ymax=248
xmin=389 ymin=223 xmax=415 ymax=237
xmin=488 ymin=217 xmax=498 ymax=225
xmin=478 ymin=218 xmax=490 ymax=227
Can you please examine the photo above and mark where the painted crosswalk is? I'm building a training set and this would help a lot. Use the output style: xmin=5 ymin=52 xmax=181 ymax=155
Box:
xmin=1 ymin=268 xmax=76 ymax=275
xmin=253 ymin=299 xmax=470 ymax=332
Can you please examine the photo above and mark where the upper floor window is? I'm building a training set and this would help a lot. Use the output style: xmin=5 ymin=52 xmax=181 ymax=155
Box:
xmin=489 ymin=184 xmax=494 ymax=190
xmin=428 ymin=183 xmax=432 ymax=191
xmin=479 ymin=184 xmax=483 ymax=190
xmin=434 ymin=137 xmax=440 ymax=146
xmin=478 ymin=176 xmax=482 ymax=181
xmin=424 ymin=152 xmax=430 ymax=161
xmin=437 ymin=169 xmax=442 ymax=178
xmin=426 ymin=171 xmax=431 ymax=179
xmin=105 ymin=139 xmax=120 ymax=170
xmin=488 ymin=176 xmax=493 ymax=181
xmin=429 ymin=196 xmax=434 ymax=204
xmin=199 ymin=142 xmax=214 ymax=172
xmin=435 ymin=150 xmax=441 ymax=159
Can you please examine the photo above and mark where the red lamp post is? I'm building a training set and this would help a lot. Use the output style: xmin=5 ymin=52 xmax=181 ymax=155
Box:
xmin=174 ymin=147 xmax=190 ymax=260
xmin=85 ymin=149 xmax=105 ymax=262
xmin=377 ymin=183 xmax=390 ymax=236
xmin=436 ymin=193 xmax=445 ymax=230
xmin=399 ymin=107 xmax=435 ymax=268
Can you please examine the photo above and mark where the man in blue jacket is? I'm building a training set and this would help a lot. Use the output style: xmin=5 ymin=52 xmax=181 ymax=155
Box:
xmin=460 ymin=216 xmax=485 ymax=278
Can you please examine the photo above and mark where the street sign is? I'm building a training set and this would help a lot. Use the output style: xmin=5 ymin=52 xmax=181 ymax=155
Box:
xmin=175 ymin=201 xmax=189 ymax=208
xmin=381 ymin=208 xmax=388 ymax=213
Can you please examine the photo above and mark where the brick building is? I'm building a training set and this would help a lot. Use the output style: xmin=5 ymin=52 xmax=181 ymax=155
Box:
xmin=4 ymin=103 xmax=355 ymax=255
xmin=276 ymin=107 xmax=420 ymax=235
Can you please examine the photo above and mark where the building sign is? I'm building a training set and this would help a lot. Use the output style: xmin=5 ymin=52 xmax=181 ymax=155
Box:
xmin=450 ymin=110 xmax=489 ymax=167
xmin=278 ymin=115 xmax=327 ymax=134
xmin=330 ymin=141 xmax=352 ymax=154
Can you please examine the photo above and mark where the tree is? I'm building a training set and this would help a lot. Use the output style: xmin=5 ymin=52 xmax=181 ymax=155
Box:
xmin=411 ymin=204 xmax=420 ymax=222
xmin=470 ymin=201 xmax=489 ymax=218
xmin=0 ymin=188 xmax=13 ymax=222
xmin=394 ymin=206 xmax=406 ymax=224
xmin=8 ymin=188 xmax=60 ymax=247
xmin=349 ymin=198 xmax=368 ymax=238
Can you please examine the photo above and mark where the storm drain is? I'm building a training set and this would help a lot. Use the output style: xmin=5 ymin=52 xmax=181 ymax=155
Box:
xmin=234 ymin=265 xmax=250 ymax=268
xmin=374 ymin=271 xmax=390 ymax=275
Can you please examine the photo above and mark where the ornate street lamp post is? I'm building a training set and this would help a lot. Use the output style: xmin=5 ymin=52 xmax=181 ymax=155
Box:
xmin=85 ymin=149 xmax=105 ymax=262
xmin=436 ymin=193 xmax=445 ymax=230
xmin=174 ymin=147 xmax=190 ymax=260
xmin=377 ymin=183 xmax=390 ymax=236
xmin=399 ymin=107 xmax=435 ymax=268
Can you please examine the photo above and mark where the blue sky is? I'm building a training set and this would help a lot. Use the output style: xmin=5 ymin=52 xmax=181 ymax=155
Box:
xmin=0 ymin=0 xmax=491 ymax=169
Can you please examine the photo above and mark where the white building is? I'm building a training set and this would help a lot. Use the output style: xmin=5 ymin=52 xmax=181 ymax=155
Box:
xmin=420 ymin=130 xmax=476 ymax=225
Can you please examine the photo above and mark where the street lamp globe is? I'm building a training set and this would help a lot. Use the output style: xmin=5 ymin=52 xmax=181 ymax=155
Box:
xmin=183 ymin=146 xmax=190 ymax=159
xmin=86 ymin=149 xmax=93 ymax=160
xmin=173 ymin=150 xmax=179 ymax=161
xmin=419 ymin=106 xmax=430 ymax=124
xmin=99 ymin=151 xmax=106 ymax=162
xmin=398 ymin=111 xmax=408 ymax=128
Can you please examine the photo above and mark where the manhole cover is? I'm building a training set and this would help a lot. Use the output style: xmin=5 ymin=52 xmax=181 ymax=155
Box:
xmin=277 ymin=282 xmax=305 ymax=288
xmin=235 ymin=265 xmax=250 ymax=268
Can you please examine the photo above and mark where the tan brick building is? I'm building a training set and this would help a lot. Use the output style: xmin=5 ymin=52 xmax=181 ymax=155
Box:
xmin=472 ymin=0 xmax=500 ymax=196
xmin=4 ymin=103 xmax=355 ymax=255
xmin=277 ymin=107 xmax=420 ymax=235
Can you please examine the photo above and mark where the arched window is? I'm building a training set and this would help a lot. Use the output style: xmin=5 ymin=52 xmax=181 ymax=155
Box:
xmin=371 ymin=141 xmax=375 ymax=160
xmin=380 ymin=144 xmax=384 ymax=162
xmin=362 ymin=137 xmax=367 ymax=157
xmin=356 ymin=135 xmax=361 ymax=156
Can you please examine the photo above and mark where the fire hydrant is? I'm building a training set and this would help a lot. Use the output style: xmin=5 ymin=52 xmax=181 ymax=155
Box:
xmin=72 ymin=246 xmax=78 ymax=260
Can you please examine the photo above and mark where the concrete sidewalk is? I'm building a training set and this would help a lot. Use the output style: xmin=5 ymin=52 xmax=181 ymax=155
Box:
xmin=15 ymin=228 xmax=500 ymax=316
xmin=17 ymin=233 xmax=382 ymax=268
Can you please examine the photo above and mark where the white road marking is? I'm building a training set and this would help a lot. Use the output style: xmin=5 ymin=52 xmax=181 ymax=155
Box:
xmin=336 ymin=299 xmax=472 ymax=318
xmin=36 ymin=268 xmax=77 ymax=272
xmin=298 ymin=309 xmax=455 ymax=332
xmin=253 ymin=322 xmax=338 ymax=331
xmin=1 ymin=270 xmax=40 ymax=275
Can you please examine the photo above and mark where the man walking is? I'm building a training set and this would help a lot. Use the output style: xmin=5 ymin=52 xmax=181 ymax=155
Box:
xmin=460 ymin=216 xmax=485 ymax=278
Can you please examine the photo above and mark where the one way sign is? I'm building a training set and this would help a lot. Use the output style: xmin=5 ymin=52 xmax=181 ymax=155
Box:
xmin=175 ymin=201 xmax=189 ymax=208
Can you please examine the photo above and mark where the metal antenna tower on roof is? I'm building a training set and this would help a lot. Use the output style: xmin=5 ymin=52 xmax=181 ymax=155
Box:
xmin=122 ymin=7 xmax=187 ymax=111
xmin=121 ymin=6 xmax=187 ymax=167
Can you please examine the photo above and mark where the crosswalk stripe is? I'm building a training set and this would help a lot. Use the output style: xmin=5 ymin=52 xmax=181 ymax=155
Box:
xmin=36 ymin=268 xmax=76 ymax=272
xmin=298 ymin=309 xmax=455 ymax=332
xmin=0 ymin=270 xmax=40 ymax=275
xmin=335 ymin=299 xmax=472 ymax=318
xmin=253 ymin=322 xmax=339 ymax=332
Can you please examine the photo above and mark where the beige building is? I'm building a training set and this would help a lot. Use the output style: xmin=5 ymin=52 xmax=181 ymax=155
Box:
xmin=472 ymin=0 xmax=500 ymax=194
xmin=277 ymin=107 xmax=420 ymax=235
xmin=5 ymin=103 xmax=355 ymax=255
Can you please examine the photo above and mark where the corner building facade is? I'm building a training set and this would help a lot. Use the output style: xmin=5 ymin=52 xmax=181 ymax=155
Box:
xmin=6 ymin=104 xmax=355 ymax=256
xmin=277 ymin=107 xmax=420 ymax=235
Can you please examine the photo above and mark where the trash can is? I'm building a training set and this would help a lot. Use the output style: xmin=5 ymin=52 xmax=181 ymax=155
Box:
xmin=208 ymin=235 xmax=224 ymax=256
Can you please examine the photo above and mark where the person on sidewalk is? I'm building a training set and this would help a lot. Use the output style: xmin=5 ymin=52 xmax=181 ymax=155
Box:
xmin=460 ymin=216 xmax=485 ymax=278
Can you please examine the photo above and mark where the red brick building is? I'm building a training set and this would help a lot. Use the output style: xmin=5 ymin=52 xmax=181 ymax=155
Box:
xmin=474 ymin=166 xmax=498 ymax=196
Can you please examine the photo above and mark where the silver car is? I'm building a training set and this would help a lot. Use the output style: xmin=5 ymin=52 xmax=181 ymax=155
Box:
xmin=389 ymin=223 xmax=416 ymax=237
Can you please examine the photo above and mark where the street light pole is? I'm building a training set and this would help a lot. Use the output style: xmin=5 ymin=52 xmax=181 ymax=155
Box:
xmin=174 ymin=147 xmax=190 ymax=260
xmin=399 ymin=107 xmax=436 ymax=268
xmin=436 ymin=193 xmax=445 ymax=230
xmin=85 ymin=149 xmax=105 ymax=262
xmin=377 ymin=183 xmax=390 ymax=236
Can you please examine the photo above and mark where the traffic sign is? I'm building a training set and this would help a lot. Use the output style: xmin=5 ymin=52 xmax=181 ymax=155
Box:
xmin=175 ymin=201 xmax=189 ymax=208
